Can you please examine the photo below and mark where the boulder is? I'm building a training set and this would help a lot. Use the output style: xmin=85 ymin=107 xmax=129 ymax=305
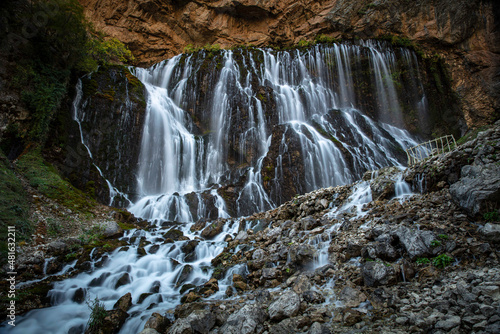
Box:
xmin=450 ymin=164 xmax=500 ymax=217
xmin=139 ymin=329 xmax=160 ymax=334
xmin=176 ymin=265 xmax=193 ymax=287
xmin=168 ymin=309 xmax=215 ymax=334
xmin=478 ymin=223 xmax=500 ymax=243
xmin=144 ymin=312 xmax=170 ymax=333
xmin=362 ymin=262 xmax=397 ymax=287
xmin=113 ymin=292 xmax=132 ymax=312
xmin=268 ymin=290 xmax=301 ymax=321
xmin=115 ymin=273 xmax=131 ymax=289
xmin=394 ymin=227 xmax=435 ymax=259
xmin=101 ymin=221 xmax=123 ymax=239
xmin=338 ymin=286 xmax=367 ymax=308
xmin=201 ymin=221 xmax=224 ymax=239
xmin=219 ymin=304 xmax=267 ymax=334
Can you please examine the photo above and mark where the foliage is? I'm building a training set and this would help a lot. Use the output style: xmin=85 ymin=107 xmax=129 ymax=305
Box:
xmin=4 ymin=0 xmax=134 ymax=144
xmin=78 ymin=225 xmax=104 ymax=246
xmin=456 ymin=126 xmax=491 ymax=146
xmin=430 ymin=240 xmax=442 ymax=248
xmin=47 ymin=218 xmax=62 ymax=237
xmin=438 ymin=234 xmax=449 ymax=240
xmin=183 ymin=43 xmax=221 ymax=54
xmin=432 ymin=254 xmax=453 ymax=268
xmin=0 ymin=150 xmax=31 ymax=265
xmin=416 ymin=257 xmax=430 ymax=265
xmin=86 ymin=297 xmax=107 ymax=334
xmin=484 ymin=211 xmax=499 ymax=222
xmin=315 ymin=34 xmax=340 ymax=44
xmin=15 ymin=147 xmax=96 ymax=212
xmin=77 ymin=31 xmax=135 ymax=73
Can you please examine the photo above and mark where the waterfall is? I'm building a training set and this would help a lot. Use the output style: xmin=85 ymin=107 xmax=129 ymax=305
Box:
xmin=128 ymin=42 xmax=423 ymax=221
xmin=1 ymin=42 xmax=431 ymax=334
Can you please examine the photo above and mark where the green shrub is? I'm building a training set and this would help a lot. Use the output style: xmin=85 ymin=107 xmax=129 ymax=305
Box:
xmin=432 ymin=254 xmax=453 ymax=268
xmin=430 ymin=240 xmax=442 ymax=247
xmin=484 ymin=211 xmax=499 ymax=222
xmin=416 ymin=257 xmax=430 ymax=265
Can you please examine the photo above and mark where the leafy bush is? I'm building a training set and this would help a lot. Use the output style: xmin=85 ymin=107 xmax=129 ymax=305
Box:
xmin=430 ymin=240 xmax=442 ymax=248
xmin=484 ymin=211 xmax=499 ymax=222
xmin=432 ymin=254 xmax=453 ymax=268
xmin=416 ymin=257 xmax=430 ymax=265
xmin=77 ymin=31 xmax=135 ymax=73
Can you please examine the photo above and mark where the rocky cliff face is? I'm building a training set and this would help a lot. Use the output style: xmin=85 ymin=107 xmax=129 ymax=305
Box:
xmin=79 ymin=0 xmax=500 ymax=127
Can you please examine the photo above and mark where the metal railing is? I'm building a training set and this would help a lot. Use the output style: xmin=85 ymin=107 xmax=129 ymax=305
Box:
xmin=405 ymin=135 xmax=456 ymax=166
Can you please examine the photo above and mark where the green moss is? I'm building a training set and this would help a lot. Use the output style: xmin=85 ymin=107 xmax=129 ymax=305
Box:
xmin=0 ymin=150 xmax=31 ymax=265
xmin=117 ymin=221 xmax=135 ymax=230
xmin=315 ymin=34 xmax=340 ymax=45
xmin=456 ymin=126 xmax=491 ymax=145
xmin=16 ymin=147 xmax=96 ymax=213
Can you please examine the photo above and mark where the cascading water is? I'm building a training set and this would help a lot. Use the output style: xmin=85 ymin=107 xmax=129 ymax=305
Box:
xmin=2 ymin=42 xmax=431 ymax=334
xmin=128 ymin=42 xmax=422 ymax=221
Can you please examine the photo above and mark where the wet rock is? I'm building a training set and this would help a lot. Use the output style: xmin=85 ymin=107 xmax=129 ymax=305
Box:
xmin=342 ymin=242 xmax=363 ymax=261
xmin=234 ymin=280 xmax=248 ymax=292
xmin=289 ymin=244 xmax=316 ymax=266
xmin=199 ymin=278 xmax=219 ymax=297
xmin=182 ymin=240 xmax=199 ymax=262
xmin=149 ymin=244 xmax=160 ymax=254
xmin=338 ymin=286 xmax=367 ymax=308
xmin=180 ymin=291 xmax=201 ymax=303
xmin=268 ymin=317 xmax=301 ymax=334
xmin=478 ymin=223 xmax=500 ymax=243
xmin=163 ymin=229 xmax=185 ymax=241
xmin=268 ymin=290 xmax=301 ymax=321
xmin=342 ymin=308 xmax=364 ymax=326
xmin=180 ymin=284 xmax=196 ymax=294
xmin=362 ymin=262 xmax=397 ymax=287
xmin=144 ymin=312 xmax=170 ymax=333
xmin=369 ymin=167 xmax=400 ymax=200
xmin=219 ymin=304 xmax=267 ymax=334
xmin=303 ymin=290 xmax=325 ymax=304
xmin=138 ymin=293 xmax=153 ymax=304
xmin=89 ymin=272 xmax=111 ymax=287
xmin=300 ymin=216 xmax=320 ymax=230
xmin=115 ymin=273 xmax=131 ymax=289
xmin=176 ymin=265 xmax=193 ymax=287
xmin=113 ymin=292 xmax=132 ymax=312
xmin=150 ymin=281 xmax=161 ymax=293
xmin=201 ymin=221 xmax=224 ymax=239
xmin=308 ymin=322 xmax=328 ymax=334
xmin=72 ymin=287 xmax=86 ymax=304
xmin=47 ymin=240 xmax=68 ymax=255
xmin=450 ymin=163 xmax=500 ymax=217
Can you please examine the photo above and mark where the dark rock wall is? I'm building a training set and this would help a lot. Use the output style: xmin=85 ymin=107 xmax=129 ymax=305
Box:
xmin=63 ymin=65 xmax=147 ymax=206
